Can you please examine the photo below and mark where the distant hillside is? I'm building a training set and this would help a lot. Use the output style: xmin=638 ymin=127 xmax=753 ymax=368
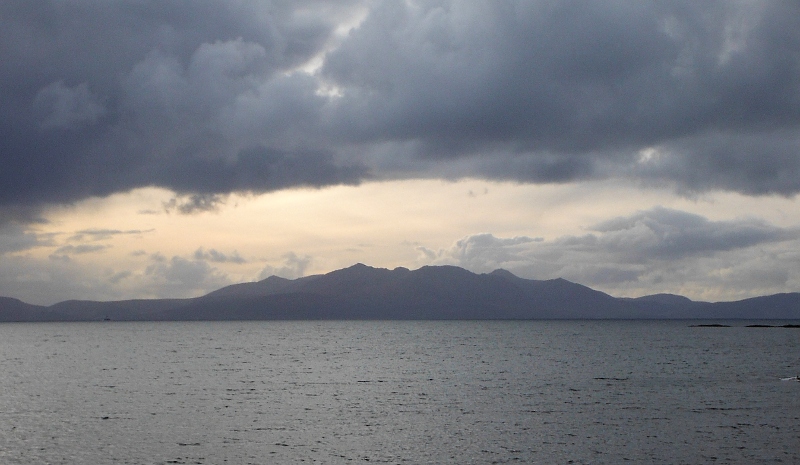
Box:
xmin=1 ymin=264 xmax=799 ymax=321
xmin=0 ymin=297 xmax=57 ymax=322
xmin=168 ymin=264 xmax=644 ymax=320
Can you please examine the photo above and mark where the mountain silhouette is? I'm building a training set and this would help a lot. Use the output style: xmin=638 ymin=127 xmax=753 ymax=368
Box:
xmin=1 ymin=264 xmax=799 ymax=321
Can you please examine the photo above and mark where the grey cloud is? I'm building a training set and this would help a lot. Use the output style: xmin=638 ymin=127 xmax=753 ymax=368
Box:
xmin=0 ymin=206 xmax=50 ymax=228
xmin=323 ymin=1 xmax=800 ymax=191
xmin=145 ymin=256 xmax=232 ymax=295
xmin=0 ymin=251 xmax=234 ymax=305
xmin=194 ymin=247 xmax=246 ymax=264
xmin=575 ymin=206 xmax=798 ymax=261
xmin=70 ymin=228 xmax=153 ymax=241
xmin=421 ymin=208 xmax=800 ymax=299
xmin=155 ymin=148 xmax=367 ymax=204
xmin=0 ymin=255 xmax=94 ymax=304
xmin=634 ymin=130 xmax=800 ymax=196
xmin=147 ymin=257 xmax=207 ymax=284
xmin=258 ymin=252 xmax=312 ymax=280
xmin=423 ymin=233 xmax=542 ymax=273
xmin=48 ymin=254 xmax=72 ymax=263
xmin=107 ymin=270 xmax=132 ymax=284
xmin=33 ymin=81 xmax=106 ymax=130
xmin=53 ymin=244 xmax=109 ymax=255
xmin=415 ymin=246 xmax=437 ymax=261
xmin=0 ymin=222 xmax=54 ymax=254
xmin=163 ymin=194 xmax=226 ymax=215
xmin=0 ymin=1 xmax=366 ymax=216
xmin=48 ymin=243 xmax=109 ymax=262
xmin=2 ymin=1 xmax=800 ymax=218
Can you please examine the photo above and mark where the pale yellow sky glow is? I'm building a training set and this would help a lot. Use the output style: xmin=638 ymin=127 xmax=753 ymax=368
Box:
xmin=10 ymin=179 xmax=797 ymax=305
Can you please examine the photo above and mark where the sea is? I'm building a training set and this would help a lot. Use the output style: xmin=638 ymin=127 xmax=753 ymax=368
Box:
xmin=0 ymin=320 xmax=798 ymax=464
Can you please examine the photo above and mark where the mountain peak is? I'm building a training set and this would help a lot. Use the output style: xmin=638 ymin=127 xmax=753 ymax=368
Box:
xmin=3 ymin=263 xmax=799 ymax=321
xmin=488 ymin=269 xmax=518 ymax=279
xmin=349 ymin=263 xmax=371 ymax=269
xmin=258 ymin=275 xmax=292 ymax=284
xmin=632 ymin=293 xmax=695 ymax=305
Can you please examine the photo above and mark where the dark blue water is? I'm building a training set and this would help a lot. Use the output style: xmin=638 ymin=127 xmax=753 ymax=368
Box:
xmin=1 ymin=320 xmax=798 ymax=464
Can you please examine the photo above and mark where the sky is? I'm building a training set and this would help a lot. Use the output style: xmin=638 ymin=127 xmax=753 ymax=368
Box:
xmin=2 ymin=1 xmax=800 ymax=306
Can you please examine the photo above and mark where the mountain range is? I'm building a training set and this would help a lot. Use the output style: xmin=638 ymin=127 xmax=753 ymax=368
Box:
xmin=1 ymin=264 xmax=799 ymax=321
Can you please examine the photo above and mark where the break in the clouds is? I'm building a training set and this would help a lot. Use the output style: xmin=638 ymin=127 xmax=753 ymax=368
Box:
xmin=2 ymin=0 xmax=800 ymax=219
xmin=426 ymin=207 xmax=800 ymax=301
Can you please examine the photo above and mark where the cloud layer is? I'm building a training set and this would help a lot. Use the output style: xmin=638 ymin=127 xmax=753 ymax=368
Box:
xmin=2 ymin=1 xmax=800 ymax=220
xmin=426 ymin=207 xmax=800 ymax=301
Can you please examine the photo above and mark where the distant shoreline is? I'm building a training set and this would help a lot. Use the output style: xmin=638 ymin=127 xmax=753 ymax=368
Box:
xmin=3 ymin=264 xmax=800 ymax=322
xmin=690 ymin=323 xmax=800 ymax=328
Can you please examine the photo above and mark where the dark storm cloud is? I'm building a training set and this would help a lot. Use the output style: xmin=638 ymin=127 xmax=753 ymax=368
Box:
xmin=0 ymin=0 xmax=366 ymax=215
xmin=2 ymin=1 xmax=800 ymax=218
xmin=322 ymin=1 xmax=800 ymax=191
xmin=634 ymin=130 xmax=800 ymax=195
